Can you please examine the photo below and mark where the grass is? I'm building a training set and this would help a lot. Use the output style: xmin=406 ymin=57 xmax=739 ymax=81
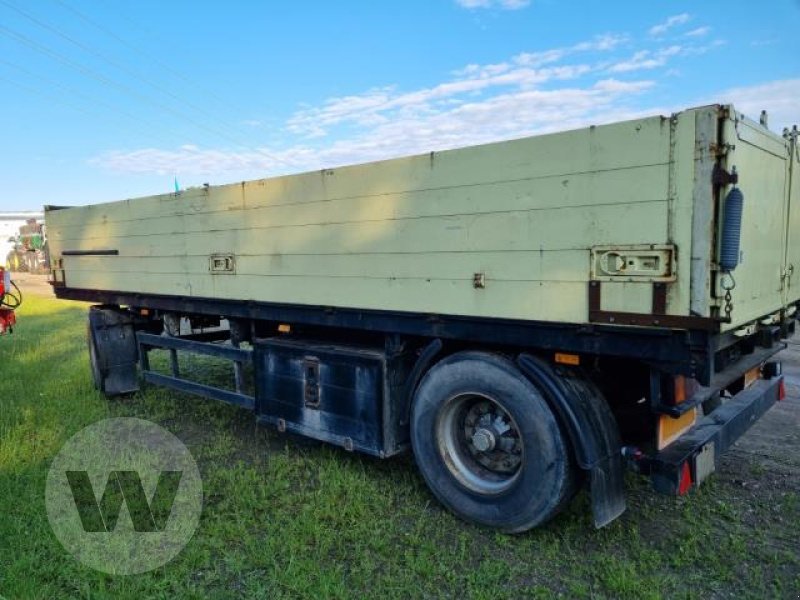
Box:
xmin=1 ymin=291 xmax=799 ymax=599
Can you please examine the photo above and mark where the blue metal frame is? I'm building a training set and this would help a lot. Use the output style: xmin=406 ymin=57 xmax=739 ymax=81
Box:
xmin=649 ymin=374 xmax=783 ymax=495
xmin=56 ymin=286 xmax=713 ymax=381
xmin=136 ymin=331 xmax=254 ymax=410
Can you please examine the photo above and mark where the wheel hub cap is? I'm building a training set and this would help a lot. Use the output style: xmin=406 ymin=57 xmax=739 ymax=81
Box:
xmin=471 ymin=428 xmax=496 ymax=452
xmin=436 ymin=394 xmax=524 ymax=495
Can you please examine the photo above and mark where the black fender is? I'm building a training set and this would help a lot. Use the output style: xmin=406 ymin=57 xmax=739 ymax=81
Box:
xmin=402 ymin=338 xmax=444 ymax=426
xmin=88 ymin=305 xmax=140 ymax=396
xmin=517 ymin=353 xmax=626 ymax=528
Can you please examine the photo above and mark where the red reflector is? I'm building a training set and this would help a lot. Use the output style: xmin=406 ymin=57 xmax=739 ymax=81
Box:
xmin=678 ymin=462 xmax=693 ymax=495
xmin=778 ymin=378 xmax=786 ymax=402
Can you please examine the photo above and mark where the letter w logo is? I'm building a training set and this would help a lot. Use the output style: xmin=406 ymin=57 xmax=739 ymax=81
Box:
xmin=66 ymin=470 xmax=182 ymax=533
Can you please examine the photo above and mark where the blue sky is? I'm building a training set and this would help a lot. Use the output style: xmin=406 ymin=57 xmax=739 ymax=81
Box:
xmin=0 ymin=0 xmax=798 ymax=211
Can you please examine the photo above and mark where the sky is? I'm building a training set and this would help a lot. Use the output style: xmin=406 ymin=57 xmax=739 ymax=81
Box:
xmin=0 ymin=0 xmax=798 ymax=211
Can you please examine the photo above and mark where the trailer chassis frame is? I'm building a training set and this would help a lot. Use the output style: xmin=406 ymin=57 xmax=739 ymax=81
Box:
xmin=58 ymin=286 xmax=716 ymax=382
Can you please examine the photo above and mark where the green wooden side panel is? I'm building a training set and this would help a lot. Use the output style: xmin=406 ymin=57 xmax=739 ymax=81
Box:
xmin=48 ymin=113 xmax=676 ymax=324
xmin=718 ymin=113 xmax=791 ymax=331
xmin=47 ymin=106 xmax=794 ymax=328
xmin=784 ymin=132 xmax=800 ymax=308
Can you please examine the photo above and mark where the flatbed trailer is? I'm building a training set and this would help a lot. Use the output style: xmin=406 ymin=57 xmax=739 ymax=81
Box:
xmin=46 ymin=104 xmax=799 ymax=531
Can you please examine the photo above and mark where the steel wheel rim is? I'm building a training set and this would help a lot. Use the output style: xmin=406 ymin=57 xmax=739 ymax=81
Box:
xmin=436 ymin=392 xmax=524 ymax=495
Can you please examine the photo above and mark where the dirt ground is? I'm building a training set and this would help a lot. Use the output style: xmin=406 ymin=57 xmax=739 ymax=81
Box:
xmin=9 ymin=271 xmax=54 ymax=297
xmin=726 ymin=336 xmax=800 ymax=476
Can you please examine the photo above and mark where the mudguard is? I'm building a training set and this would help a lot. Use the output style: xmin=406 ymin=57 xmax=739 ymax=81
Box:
xmin=88 ymin=305 xmax=139 ymax=396
xmin=517 ymin=354 xmax=626 ymax=528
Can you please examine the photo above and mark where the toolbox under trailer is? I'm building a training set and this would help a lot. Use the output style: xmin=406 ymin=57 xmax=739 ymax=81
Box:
xmin=46 ymin=104 xmax=799 ymax=531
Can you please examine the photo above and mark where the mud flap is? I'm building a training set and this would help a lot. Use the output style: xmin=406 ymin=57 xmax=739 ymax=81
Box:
xmin=587 ymin=456 xmax=627 ymax=527
xmin=88 ymin=305 xmax=139 ymax=396
xmin=517 ymin=354 xmax=626 ymax=527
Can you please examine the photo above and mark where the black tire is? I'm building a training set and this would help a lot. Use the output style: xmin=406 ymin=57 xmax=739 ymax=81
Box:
xmin=411 ymin=351 xmax=575 ymax=533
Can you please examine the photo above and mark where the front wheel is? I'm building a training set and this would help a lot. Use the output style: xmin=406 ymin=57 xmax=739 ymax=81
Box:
xmin=411 ymin=352 xmax=575 ymax=532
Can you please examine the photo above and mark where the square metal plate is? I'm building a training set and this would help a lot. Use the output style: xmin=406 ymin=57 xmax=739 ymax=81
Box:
xmin=695 ymin=442 xmax=716 ymax=485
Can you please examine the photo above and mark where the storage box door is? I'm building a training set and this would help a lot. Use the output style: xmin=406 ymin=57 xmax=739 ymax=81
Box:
xmin=254 ymin=340 xmax=388 ymax=456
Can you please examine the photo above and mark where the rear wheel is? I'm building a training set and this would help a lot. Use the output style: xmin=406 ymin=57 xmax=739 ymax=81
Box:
xmin=411 ymin=352 xmax=575 ymax=532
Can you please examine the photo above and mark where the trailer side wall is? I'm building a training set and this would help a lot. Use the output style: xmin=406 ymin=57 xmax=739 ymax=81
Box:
xmin=47 ymin=116 xmax=679 ymax=324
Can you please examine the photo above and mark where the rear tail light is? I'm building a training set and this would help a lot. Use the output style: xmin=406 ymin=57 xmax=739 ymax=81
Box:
xmin=678 ymin=462 xmax=693 ymax=495
xmin=779 ymin=378 xmax=786 ymax=402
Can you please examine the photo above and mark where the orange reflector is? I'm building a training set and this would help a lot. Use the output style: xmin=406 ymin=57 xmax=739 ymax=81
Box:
xmin=555 ymin=353 xmax=580 ymax=366
xmin=673 ymin=375 xmax=700 ymax=405
xmin=657 ymin=408 xmax=697 ymax=450
xmin=278 ymin=323 xmax=291 ymax=333
xmin=678 ymin=462 xmax=693 ymax=495
xmin=743 ymin=366 xmax=761 ymax=389
xmin=673 ymin=375 xmax=687 ymax=404
xmin=779 ymin=378 xmax=786 ymax=401
xmin=140 ymin=308 xmax=150 ymax=316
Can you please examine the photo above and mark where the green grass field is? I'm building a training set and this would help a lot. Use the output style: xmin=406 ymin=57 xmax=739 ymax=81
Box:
xmin=1 ymin=291 xmax=798 ymax=599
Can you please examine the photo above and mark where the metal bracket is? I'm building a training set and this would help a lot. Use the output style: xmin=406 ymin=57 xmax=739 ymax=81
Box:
xmin=588 ymin=280 xmax=719 ymax=331
xmin=712 ymin=163 xmax=738 ymax=186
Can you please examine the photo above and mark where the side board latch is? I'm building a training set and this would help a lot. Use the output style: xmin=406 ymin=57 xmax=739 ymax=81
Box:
xmin=591 ymin=245 xmax=676 ymax=282
xmin=209 ymin=253 xmax=236 ymax=273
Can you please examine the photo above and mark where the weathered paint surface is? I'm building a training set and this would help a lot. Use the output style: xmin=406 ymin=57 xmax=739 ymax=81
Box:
xmin=45 ymin=105 xmax=797 ymax=329
xmin=782 ymin=128 xmax=800 ymax=310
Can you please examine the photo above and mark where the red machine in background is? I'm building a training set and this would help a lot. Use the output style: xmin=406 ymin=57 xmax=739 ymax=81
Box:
xmin=0 ymin=266 xmax=20 ymax=334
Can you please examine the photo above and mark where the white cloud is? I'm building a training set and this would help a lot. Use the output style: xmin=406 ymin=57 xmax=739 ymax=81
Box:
xmin=513 ymin=33 xmax=627 ymax=68
xmin=685 ymin=27 xmax=710 ymax=38
xmin=92 ymin=76 xmax=656 ymax=177
xmin=455 ymin=0 xmax=530 ymax=9
xmin=93 ymin=76 xmax=798 ymax=180
xmin=750 ymin=38 xmax=778 ymax=47
xmin=608 ymin=46 xmax=682 ymax=73
xmin=608 ymin=50 xmax=663 ymax=73
xmin=648 ymin=13 xmax=690 ymax=36
xmin=287 ymin=34 xmax=628 ymax=139
xmin=285 ymin=61 xmax=595 ymax=139
xmin=90 ymin=29 xmax=744 ymax=180
xmin=715 ymin=79 xmax=800 ymax=132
